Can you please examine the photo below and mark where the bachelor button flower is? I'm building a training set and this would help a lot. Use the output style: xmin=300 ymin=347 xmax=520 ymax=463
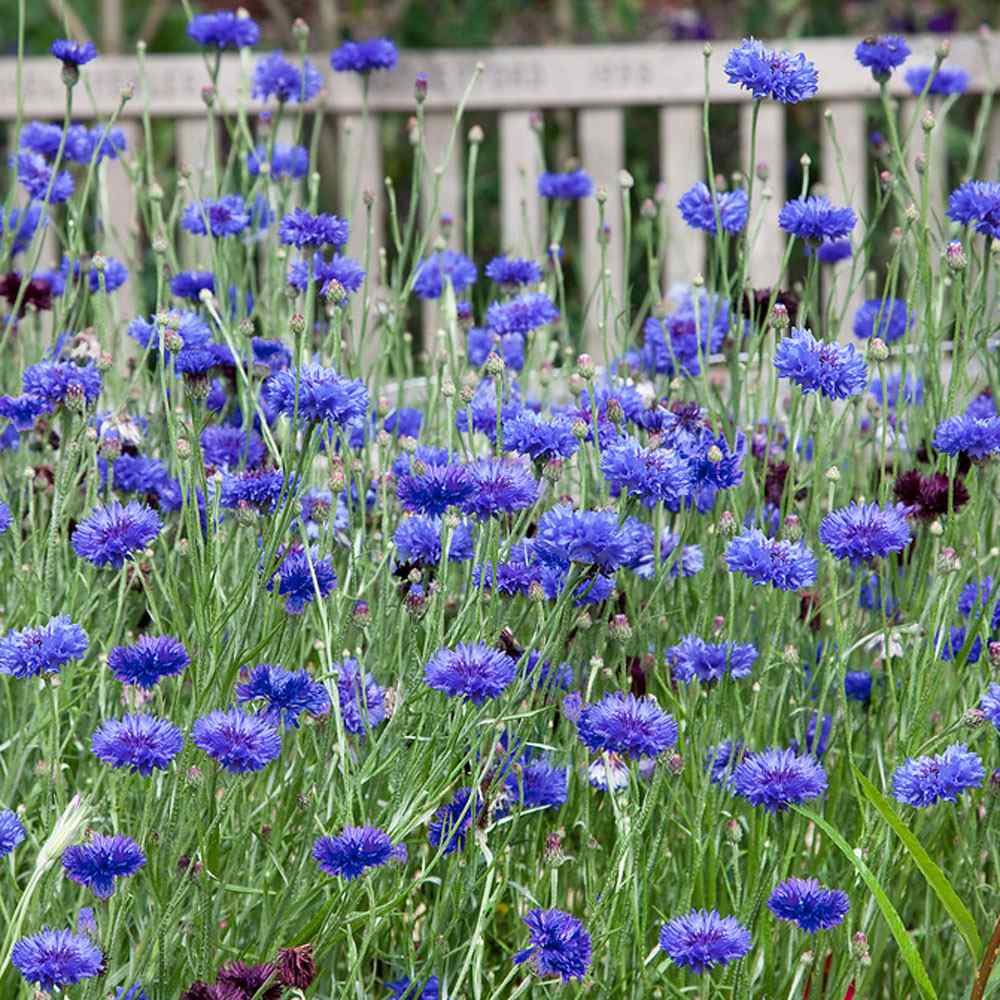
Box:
xmin=330 ymin=38 xmax=398 ymax=73
xmin=50 ymin=39 xmax=97 ymax=67
xmin=192 ymin=707 xmax=282 ymax=773
xmin=514 ymin=909 xmax=592 ymax=982
xmin=486 ymin=292 xmax=558 ymax=335
xmin=253 ymin=52 xmax=323 ymax=103
xmin=534 ymin=505 xmax=634 ymax=573
xmin=0 ymin=810 xmax=26 ymax=857
xmin=71 ymin=500 xmax=161 ymax=569
xmin=0 ymin=500 xmax=13 ymax=535
xmin=460 ymin=458 xmax=539 ymax=519
xmin=852 ymin=297 xmax=914 ymax=342
xmin=537 ymin=169 xmax=594 ymax=199
xmin=219 ymin=469 xmax=290 ymax=515
xmin=510 ymin=757 xmax=569 ymax=810
xmin=386 ymin=977 xmax=440 ymax=1000
xmin=768 ymin=878 xmax=849 ymax=933
xmin=17 ymin=151 xmax=74 ymax=203
xmin=92 ymin=714 xmax=183 ymax=775
xmin=201 ymin=425 xmax=265 ymax=470
xmin=503 ymin=410 xmax=579 ymax=461
xmin=819 ymin=502 xmax=912 ymax=564
xmin=264 ymin=364 xmax=368 ymax=428
xmin=188 ymin=11 xmax=261 ymax=49
xmin=267 ymin=546 xmax=337 ymax=614
xmin=854 ymin=35 xmax=910 ymax=80
xmin=278 ymin=207 xmax=349 ymax=248
xmin=945 ymin=181 xmax=1000 ymax=240
xmin=23 ymin=360 xmax=102 ymax=408
xmin=424 ymin=642 xmax=517 ymax=704
xmin=600 ymin=437 xmax=692 ymax=509
xmin=705 ymin=740 xmax=746 ymax=785
xmin=731 ymin=747 xmax=827 ymax=813
xmin=937 ymin=626 xmax=981 ymax=664
xmin=779 ymin=196 xmax=856 ymax=243
xmin=12 ymin=928 xmax=102 ymax=990
xmin=0 ymin=392 xmax=53 ymax=430
xmin=774 ymin=327 xmax=867 ymax=399
xmin=333 ymin=659 xmax=387 ymax=735
xmin=288 ymin=253 xmax=366 ymax=298
xmin=412 ymin=250 xmax=477 ymax=299
xmin=1 ymin=203 xmax=45 ymax=255
xmin=181 ymin=195 xmax=251 ymax=238
xmin=236 ymin=664 xmax=330 ymax=728
xmin=485 ymin=255 xmax=543 ymax=287
xmin=88 ymin=257 xmax=127 ymax=293
xmin=659 ymin=909 xmax=752 ymax=973
xmin=394 ymin=515 xmax=473 ymax=564
xmin=725 ymin=529 xmax=817 ymax=591
xmin=313 ymin=826 xmax=406 ymax=880
xmin=0 ymin=615 xmax=88 ymax=678
xmin=905 ymin=64 xmax=969 ymax=96
xmin=980 ymin=684 xmax=1000 ymax=732
xmin=62 ymin=834 xmax=145 ymax=899
xmin=677 ymin=182 xmax=749 ymax=234
xmin=428 ymin=787 xmax=479 ymax=854
xmin=933 ymin=414 xmax=1000 ymax=459
xmin=816 ymin=239 xmax=852 ymax=263
xmin=577 ymin=692 xmax=678 ymax=758
xmin=724 ymin=38 xmax=818 ymax=103
xmin=871 ymin=373 xmax=923 ymax=408
xmin=667 ymin=636 xmax=758 ymax=684
xmin=397 ymin=462 xmax=474 ymax=516
xmin=248 ymin=142 xmax=309 ymax=179
xmin=107 ymin=635 xmax=189 ymax=688
xmin=845 ymin=671 xmax=874 ymax=704
xmin=891 ymin=744 xmax=985 ymax=807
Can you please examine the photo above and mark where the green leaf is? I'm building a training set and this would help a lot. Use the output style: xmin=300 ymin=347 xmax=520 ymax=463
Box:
xmin=853 ymin=765 xmax=982 ymax=962
xmin=795 ymin=806 xmax=939 ymax=1000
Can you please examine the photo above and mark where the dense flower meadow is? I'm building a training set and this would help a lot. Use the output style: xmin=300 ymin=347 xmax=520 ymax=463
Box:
xmin=0 ymin=11 xmax=999 ymax=999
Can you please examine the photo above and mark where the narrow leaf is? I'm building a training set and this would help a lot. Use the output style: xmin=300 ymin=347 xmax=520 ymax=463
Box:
xmin=795 ymin=806 xmax=938 ymax=1000
xmin=853 ymin=765 xmax=982 ymax=962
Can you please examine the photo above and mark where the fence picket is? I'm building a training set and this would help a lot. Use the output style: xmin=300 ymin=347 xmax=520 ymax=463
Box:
xmin=499 ymin=110 xmax=541 ymax=258
xmin=99 ymin=119 xmax=141 ymax=318
xmin=741 ymin=101 xmax=786 ymax=289
xmin=175 ymin=118 xmax=214 ymax=266
xmin=659 ymin=105 xmax=704 ymax=291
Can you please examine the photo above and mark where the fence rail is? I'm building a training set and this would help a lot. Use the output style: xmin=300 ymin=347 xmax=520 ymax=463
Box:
xmin=1 ymin=33 xmax=998 ymax=351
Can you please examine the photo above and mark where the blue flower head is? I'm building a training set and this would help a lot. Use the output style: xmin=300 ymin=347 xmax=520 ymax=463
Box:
xmin=774 ymin=327 xmax=867 ymax=399
xmin=933 ymin=414 xmax=1000 ymax=459
xmin=946 ymin=181 xmax=1000 ymax=240
xmin=538 ymin=170 xmax=593 ymax=199
xmin=264 ymin=364 xmax=368 ymax=428
xmin=313 ymin=826 xmax=406 ymax=880
xmin=331 ymin=38 xmax=398 ymax=73
xmin=181 ymin=195 xmax=251 ymax=237
xmin=386 ymin=976 xmax=440 ymax=1000
xmin=248 ymin=142 xmax=309 ymax=179
xmin=278 ymin=208 xmax=349 ymax=248
xmin=600 ymin=437 xmax=692 ymax=509
xmin=107 ymin=635 xmax=189 ymax=688
xmin=333 ymin=658 xmax=387 ymax=735
xmin=253 ymin=52 xmax=323 ymax=103
xmin=855 ymin=35 xmax=910 ymax=80
xmin=0 ymin=616 xmax=88 ymax=678
xmin=188 ymin=11 xmax=261 ymax=49
xmin=779 ymin=196 xmax=856 ymax=243
xmin=980 ymin=684 xmax=1000 ymax=732
xmin=486 ymin=292 xmax=558 ymax=335
xmin=50 ymin=39 xmax=97 ymax=66
xmin=892 ymin=744 xmax=984 ymax=807
xmin=485 ymin=255 xmax=543 ymax=287
xmin=724 ymin=38 xmax=818 ymax=103
xmin=192 ymin=707 xmax=282 ymax=773
xmin=731 ymin=747 xmax=827 ymax=812
xmin=768 ymin=878 xmax=850 ymax=933
xmin=91 ymin=714 xmax=184 ymax=775
xmin=726 ymin=529 xmax=817 ymax=591
xmin=514 ymin=908 xmax=592 ymax=982
xmin=852 ymin=298 xmax=914 ymax=342
xmin=503 ymin=410 xmax=579 ymax=462
xmin=819 ymin=502 xmax=911 ymax=564
xmin=905 ymin=64 xmax=969 ymax=96
xmin=577 ymin=692 xmax=677 ymax=758
xmin=0 ymin=810 xmax=26 ymax=858
xmin=2 ymin=203 xmax=45 ymax=255
xmin=412 ymin=250 xmax=477 ymax=299
xmin=394 ymin=515 xmax=473 ymax=565
xmin=659 ymin=909 xmax=752 ymax=973
xmin=236 ymin=664 xmax=330 ymax=728
xmin=667 ymin=635 xmax=758 ymax=684
xmin=428 ymin=787 xmax=480 ymax=854
xmin=677 ymin=182 xmax=749 ymax=234
xmin=267 ymin=545 xmax=337 ymax=614
xmin=397 ymin=462 xmax=473 ymax=516
xmin=16 ymin=152 xmax=74 ymax=203
xmin=71 ymin=500 xmax=161 ymax=569
xmin=460 ymin=458 xmax=539 ymax=519
xmin=12 ymin=928 xmax=103 ymax=990
xmin=62 ymin=833 xmax=145 ymax=899
xmin=424 ymin=642 xmax=517 ymax=704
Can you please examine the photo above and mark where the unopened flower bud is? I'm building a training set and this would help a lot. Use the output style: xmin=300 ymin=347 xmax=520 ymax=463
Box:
xmin=963 ymin=707 xmax=986 ymax=729
xmin=783 ymin=513 xmax=802 ymax=541
xmin=234 ymin=501 xmax=257 ymax=527
xmin=915 ymin=153 xmax=927 ymax=175
xmin=825 ymin=465 xmax=841 ymax=482
xmin=237 ymin=317 xmax=255 ymax=338
xmin=867 ymin=337 xmax=889 ymax=362
xmin=543 ymin=458 xmax=563 ymax=483
xmin=706 ymin=444 xmax=723 ymax=463
xmin=718 ymin=510 xmax=737 ymax=535
xmin=618 ymin=169 xmax=634 ymax=190
xmin=468 ymin=124 xmax=484 ymax=145
xmin=989 ymin=641 xmax=1000 ymax=667
xmin=921 ymin=110 xmax=935 ymax=132
xmin=609 ymin=613 xmax=632 ymax=640
xmin=937 ymin=546 xmax=960 ymax=574
xmin=529 ymin=110 xmax=544 ymax=132
xmin=152 ymin=235 xmax=168 ymax=256
xmin=945 ymin=240 xmax=967 ymax=272
xmin=352 ymin=600 xmax=371 ymax=627
xmin=605 ymin=398 xmax=624 ymax=425
xmin=175 ymin=438 xmax=191 ymax=460
xmin=571 ymin=419 xmax=589 ymax=441
xmin=292 ymin=17 xmax=309 ymax=42
xmin=163 ymin=330 xmax=184 ymax=354
xmin=289 ymin=313 xmax=306 ymax=336
xmin=770 ymin=302 xmax=790 ymax=331
xmin=484 ymin=351 xmax=505 ymax=376
xmin=576 ymin=353 xmax=595 ymax=380
xmin=201 ymin=84 xmax=216 ymax=108
xmin=527 ymin=580 xmax=546 ymax=603
xmin=575 ymin=611 xmax=593 ymax=631
xmin=640 ymin=197 xmax=657 ymax=220
xmin=928 ymin=519 xmax=943 ymax=537
xmin=666 ymin=752 xmax=684 ymax=775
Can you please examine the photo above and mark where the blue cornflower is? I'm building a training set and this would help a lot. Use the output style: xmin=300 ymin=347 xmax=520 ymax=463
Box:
xmin=248 ymin=142 xmax=309 ymax=179
xmin=50 ymin=39 xmax=97 ymax=66
xmin=503 ymin=410 xmax=579 ymax=462
xmin=467 ymin=328 xmax=526 ymax=371
xmin=774 ymin=327 xmax=867 ymax=399
xmin=91 ymin=714 xmax=183 ymax=775
xmin=12 ymin=928 xmax=102 ymax=990
xmin=428 ymin=787 xmax=479 ymax=854
xmin=460 ymin=458 xmax=539 ymax=519
xmin=677 ymin=182 xmax=749 ymax=234
xmin=845 ymin=671 xmax=874 ymax=703
xmin=200 ymin=425 xmax=265 ymax=470
xmin=0 ymin=500 xmax=11 ymax=535
xmin=0 ymin=615 xmax=88 ymax=678
xmin=267 ymin=545 xmax=337 ymax=614
xmin=116 ymin=986 xmax=147 ymax=1000
xmin=779 ymin=196 xmax=856 ymax=243
xmin=192 ymin=707 xmax=282 ymax=773
xmin=424 ymin=642 xmax=517 ymax=704
xmin=264 ymin=364 xmax=368 ymax=428
xmin=892 ymin=744 xmax=985 ymax=807
xmin=188 ymin=11 xmax=260 ymax=49
xmin=980 ymin=684 xmax=1000 ymax=732
xmin=667 ymin=635 xmax=758 ymax=684
xmin=62 ymin=124 xmax=125 ymax=164
xmin=725 ymin=529 xmax=817 ymax=591
xmin=768 ymin=878 xmax=849 ymax=933
xmin=905 ymin=64 xmax=969 ymax=96
xmin=946 ymin=181 xmax=1000 ymax=239
xmin=394 ymin=515 xmax=473 ymax=564
xmin=724 ymin=38 xmax=818 ymax=103
xmin=937 ymin=626 xmax=981 ymax=664
xmin=127 ymin=310 xmax=219 ymax=374
xmin=182 ymin=195 xmax=250 ymax=238
xmin=412 ymin=250 xmax=477 ymax=299
xmin=278 ymin=207 xmax=349 ymax=248
xmin=705 ymin=740 xmax=746 ymax=785
xmin=397 ymin=462 xmax=473 ymax=516
xmin=871 ymin=372 xmax=923 ymax=408
xmin=288 ymin=252 xmax=366 ymax=299
xmin=816 ymin=239 xmax=852 ymax=263
xmin=386 ymin=976 xmax=440 ymax=1000
xmin=219 ymin=469 xmax=290 ymax=513
xmin=107 ymin=635 xmax=189 ymax=688
xmin=0 ymin=810 xmax=25 ymax=857
xmin=508 ymin=757 xmax=569 ymax=810
xmin=22 ymin=360 xmax=102 ymax=408
xmin=330 ymin=38 xmax=398 ymax=74
xmin=514 ymin=909 xmax=592 ymax=982
xmin=88 ymin=257 xmax=127 ymax=293
xmin=638 ymin=290 xmax=728 ymax=377
xmin=313 ymin=826 xmax=406 ymax=880
xmin=485 ymin=255 xmax=543 ymax=287
xmin=16 ymin=152 xmax=74 ymax=203
xmin=71 ymin=500 xmax=161 ymax=569
xmin=933 ymin=414 xmax=1000 ymax=459
xmin=253 ymin=52 xmax=323 ymax=103
xmin=731 ymin=747 xmax=827 ymax=812
xmin=333 ymin=658 xmax=387 ymax=735
xmin=852 ymin=297 xmax=914 ymax=342
xmin=19 ymin=121 xmax=63 ymax=159
xmin=534 ymin=505 xmax=634 ymax=573
xmin=1 ymin=203 xmax=45 ymax=255
xmin=854 ymin=35 xmax=910 ymax=80
xmin=537 ymin=170 xmax=593 ymax=199
xmin=62 ymin=834 xmax=145 ymax=899
xmin=106 ymin=454 xmax=181 ymax=511
xmin=819 ymin=502 xmax=912 ymax=564
xmin=600 ymin=437 xmax=693 ymax=509
xmin=486 ymin=292 xmax=558 ymax=335
xmin=236 ymin=664 xmax=330 ymax=728
xmin=577 ymin=692 xmax=677 ymax=758
xmin=659 ymin=909 xmax=752 ymax=973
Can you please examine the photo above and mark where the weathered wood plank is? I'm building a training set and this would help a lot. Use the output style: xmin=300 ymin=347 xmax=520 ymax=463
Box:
xmin=659 ymin=104 xmax=704 ymax=289
xmin=98 ymin=119 xmax=141 ymax=318
xmin=740 ymin=101 xmax=786 ymax=288
xmin=1 ymin=35 xmax=995 ymax=119
xmin=175 ymin=118 xmax=214 ymax=266
xmin=499 ymin=110 xmax=541 ymax=257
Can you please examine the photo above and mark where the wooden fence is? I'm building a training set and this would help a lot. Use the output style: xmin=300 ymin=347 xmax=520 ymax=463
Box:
xmin=1 ymin=32 xmax=998 ymax=345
